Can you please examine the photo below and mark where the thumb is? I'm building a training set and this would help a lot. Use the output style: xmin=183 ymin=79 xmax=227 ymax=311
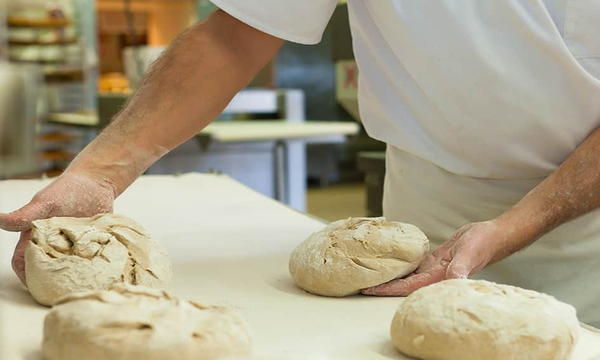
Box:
xmin=12 ymin=230 xmax=31 ymax=285
xmin=446 ymin=250 xmax=477 ymax=280
xmin=0 ymin=201 xmax=50 ymax=232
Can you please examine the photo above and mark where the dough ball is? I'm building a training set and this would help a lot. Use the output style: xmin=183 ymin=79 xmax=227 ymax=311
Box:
xmin=25 ymin=214 xmax=172 ymax=306
xmin=42 ymin=284 xmax=252 ymax=360
xmin=391 ymin=279 xmax=580 ymax=360
xmin=289 ymin=217 xmax=429 ymax=297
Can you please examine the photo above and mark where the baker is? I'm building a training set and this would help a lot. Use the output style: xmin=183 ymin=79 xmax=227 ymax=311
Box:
xmin=1 ymin=1 xmax=599 ymax=327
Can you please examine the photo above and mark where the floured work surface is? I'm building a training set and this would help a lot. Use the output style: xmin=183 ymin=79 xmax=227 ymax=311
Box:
xmin=1 ymin=174 xmax=599 ymax=359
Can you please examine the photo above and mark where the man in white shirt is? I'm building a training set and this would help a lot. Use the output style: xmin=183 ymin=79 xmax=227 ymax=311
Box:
xmin=2 ymin=1 xmax=600 ymax=326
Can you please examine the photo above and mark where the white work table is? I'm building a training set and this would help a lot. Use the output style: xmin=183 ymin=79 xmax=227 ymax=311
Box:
xmin=150 ymin=120 xmax=360 ymax=211
xmin=198 ymin=121 xmax=359 ymax=143
xmin=196 ymin=120 xmax=360 ymax=207
xmin=1 ymin=174 xmax=598 ymax=360
xmin=44 ymin=114 xmax=360 ymax=211
xmin=46 ymin=116 xmax=360 ymax=142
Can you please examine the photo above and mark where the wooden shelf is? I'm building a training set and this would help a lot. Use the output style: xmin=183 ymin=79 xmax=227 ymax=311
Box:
xmin=10 ymin=57 xmax=67 ymax=64
xmin=9 ymin=38 xmax=79 ymax=46
xmin=44 ymin=169 xmax=65 ymax=178
xmin=39 ymin=132 xmax=77 ymax=143
xmin=44 ymin=68 xmax=84 ymax=83
xmin=40 ymin=149 xmax=73 ymax=162
xmin=47 ymin=112 xmax=99 ymax=127
xmin=8 ymin=17 xmax=71 ymax=28
xmin=11 ymin=169 xmax=64 ymax=179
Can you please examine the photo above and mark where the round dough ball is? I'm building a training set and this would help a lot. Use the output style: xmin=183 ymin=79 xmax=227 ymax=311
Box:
xmin=391 ymin=279 xmax=580 ymax=360
xmin=43 ymin=284 xmax=252 ymax=360
xmin=25 ymin=214 xmax=172 ymax=306
xmin=289 ymin=217 xmax=429 ymax=297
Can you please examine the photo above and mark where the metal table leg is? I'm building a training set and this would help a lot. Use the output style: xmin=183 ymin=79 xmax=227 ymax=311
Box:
xmin=273 ymin=140 xmax=287 ymax=203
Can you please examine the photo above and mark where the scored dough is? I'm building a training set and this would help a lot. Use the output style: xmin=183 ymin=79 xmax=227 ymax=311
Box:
xmin=391 ymin=279 xmax=580 ymax=360
xmin=42 ymin=284 xmax=253 ymax=360
xmin=289 ymin=217 xmax=429 ymax=297
xmin=25 ymin=214 xmax=172 ymax=306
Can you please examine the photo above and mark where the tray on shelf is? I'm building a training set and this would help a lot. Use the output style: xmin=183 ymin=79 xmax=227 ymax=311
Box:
xmin=9 ymin=58 xmax=68 ymax=64
xmin=44 ymin=68 xmax=84 ymax=83
xmin=40 ymin=149 xmax=73 ymax=162
xmin=7 ymin=17 xmax=71 ymax=28
xmin=9 ymin=38 xmax=78 ymax=46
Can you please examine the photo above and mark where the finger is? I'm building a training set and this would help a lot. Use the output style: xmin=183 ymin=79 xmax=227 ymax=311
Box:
xmin=12 ymin=230 xmax=31 ymax=285
xmin=0 ymin=201 xmax=50 ymax=232
xmin=362 ymin=265 xmax=447 ymax=296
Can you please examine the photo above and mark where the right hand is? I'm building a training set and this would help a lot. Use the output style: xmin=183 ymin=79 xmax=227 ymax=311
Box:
xmin=0 ymin=171 xmax=116 ymax=284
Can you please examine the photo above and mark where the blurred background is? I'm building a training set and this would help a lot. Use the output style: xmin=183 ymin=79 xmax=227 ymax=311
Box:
xmin=0 ymin=0 xmax=387 ymax=221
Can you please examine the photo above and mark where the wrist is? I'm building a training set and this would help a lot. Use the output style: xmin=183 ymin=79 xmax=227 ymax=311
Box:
xmin=493 ymin=203 xmax=550 ymax=252
xmin=63 ymin=165 xmax=120 ymax=200
xmin=65 ymin=140 xmax=167 ymax=197
xmin=477 ymin=215 xmax=534 ymax=265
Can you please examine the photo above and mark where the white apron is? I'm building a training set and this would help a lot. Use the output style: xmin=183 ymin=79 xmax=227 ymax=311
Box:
xmin=208 ymin=0 xmax=600 ymax=326
xmin=384 ymin=146 xmax=600 ymax=328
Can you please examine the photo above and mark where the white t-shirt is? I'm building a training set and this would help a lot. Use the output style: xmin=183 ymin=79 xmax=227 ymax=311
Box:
xmin=211 ymin=0 xmax=600 ymax=179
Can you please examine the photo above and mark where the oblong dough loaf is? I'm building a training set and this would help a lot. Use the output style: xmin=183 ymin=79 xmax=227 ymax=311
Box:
xmin=289 ymin=217 xmax=429 ymax=297
xmin=42 ymin=284 xmax=252 ymax=360
xmin=391 ymin=279 xmax=580 ymax=360
xmin=25 ymin=214 xmax=172 ymax=306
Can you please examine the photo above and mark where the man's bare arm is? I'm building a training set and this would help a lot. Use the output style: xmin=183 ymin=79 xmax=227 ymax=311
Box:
xmin=70 ymin=9 xmax=284 ymax=197
xmin=0 ymin=10 xmax=283 ymax=282
xmin=494 ymin=125 xmax=600 ymax=253
xmin=365 ymin=125 xmax=600 ymax=296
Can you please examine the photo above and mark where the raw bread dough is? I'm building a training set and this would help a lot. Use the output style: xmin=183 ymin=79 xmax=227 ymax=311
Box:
xmin=289 ymin=217 xmax=429 ymax=297
xmin=42 ymin=284 xmax=252 ymax=360
xmin=25 ymin=214 xmax=172 ymax=306
xmin=391 ymin=279 xmax=580 ymax=360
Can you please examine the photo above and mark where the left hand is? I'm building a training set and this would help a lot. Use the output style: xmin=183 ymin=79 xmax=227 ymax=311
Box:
xmin=362 ymin=220 xmax=509 ymax=296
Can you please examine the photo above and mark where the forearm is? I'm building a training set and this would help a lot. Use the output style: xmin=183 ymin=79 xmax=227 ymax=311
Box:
xmin=493 ymin=125 xmax=600 ymax=260
xmin=68 ymin=10 xmax=283 ymax=196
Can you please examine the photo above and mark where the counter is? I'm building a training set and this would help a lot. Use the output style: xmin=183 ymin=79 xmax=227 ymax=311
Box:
xmin=1 ymin=174 xmax=598 ymax=359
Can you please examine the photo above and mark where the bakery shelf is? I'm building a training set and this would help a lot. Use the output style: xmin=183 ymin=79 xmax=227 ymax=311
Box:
xmin=9 ymin=58 xmax=68 ymax=64
xmin=39 ymin=132 xmax=77 ymax=144
xmin=44 ymin=68 xmax=84 ymax=83
xmin=8 ymin=38 xmax=79 ymax=46
xmin=8 ymin=17 xmax=71 ymax=28
xmin=47 ymin=112 xmax=99 ymax=127
xmin=40 ymin=149 xmax=73 ymax=162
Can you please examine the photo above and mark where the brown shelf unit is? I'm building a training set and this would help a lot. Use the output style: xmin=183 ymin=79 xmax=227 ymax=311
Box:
xmin=9 ymin=58 xmax=68 ymax=64
xmin=44 ymin=68 xmax=84 ymax=83
xmin=8 ymin=38 xmax=79 ymax=46
xmin=7 ymin=10 xmax=89 ymax=177
xmin=7 ymin=17 xmax=71 ymax=28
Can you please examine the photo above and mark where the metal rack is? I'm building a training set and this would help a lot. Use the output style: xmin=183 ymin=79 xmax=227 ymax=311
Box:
xmin=5 ymin=0 xmax=96 ymax=177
